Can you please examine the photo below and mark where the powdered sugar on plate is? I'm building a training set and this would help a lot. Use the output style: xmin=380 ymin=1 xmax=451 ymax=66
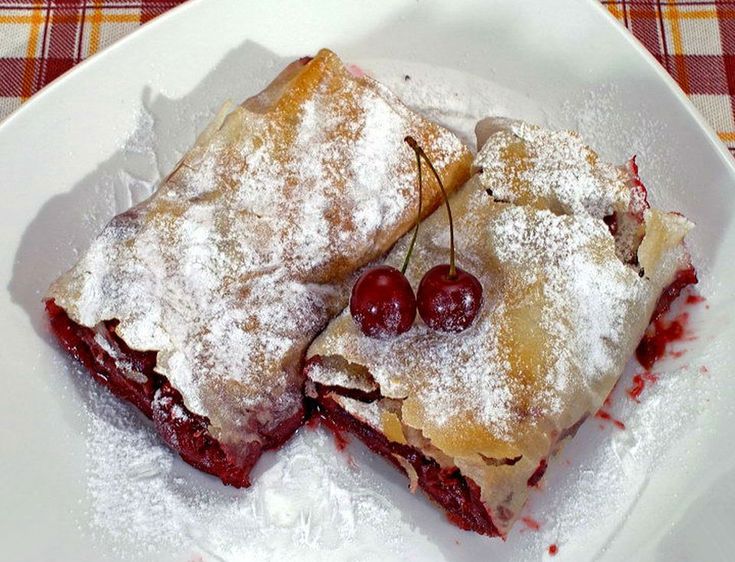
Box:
xmin=81 ymin=370 xmax=443 ymax=561
xmin=361 ymin=58 xmax=550 ymax=150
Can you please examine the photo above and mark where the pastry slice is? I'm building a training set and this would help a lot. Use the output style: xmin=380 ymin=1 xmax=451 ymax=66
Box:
xmin=305 ymin=118 xmax=696 ymax=536
xmin=45 ymin=49 xmax=472 ymax=487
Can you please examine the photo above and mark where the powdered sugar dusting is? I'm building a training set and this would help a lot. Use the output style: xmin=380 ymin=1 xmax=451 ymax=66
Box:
xmin=307 ymin=117 xmax=691 ymax=535
xmin=311 ymin=184 xmax=649 ymax=444
xmin=51 ymin=57 xmax=709 ymax=561
xmin=333 ymin=305 xmax=516 ymax=433
xmin=489 ymin=203 xmax=643 ymax=390
xmin=47 ymin=51 xmax=469 ymax=449
xmin=335 ymin=394 xmax=384 ymax=429
xmin=475 ymin=119 xmax=628 ymax=218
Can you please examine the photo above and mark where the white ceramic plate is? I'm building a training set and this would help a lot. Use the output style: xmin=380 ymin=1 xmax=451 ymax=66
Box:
xmin=1 ymin=0 xmax=734 ymax=560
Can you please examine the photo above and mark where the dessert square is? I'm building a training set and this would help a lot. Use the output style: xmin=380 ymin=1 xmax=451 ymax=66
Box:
xmin=306 ymin=118 xmax=695 ymax=536
xmin=45 ymin=49 xmax=472 ymax=486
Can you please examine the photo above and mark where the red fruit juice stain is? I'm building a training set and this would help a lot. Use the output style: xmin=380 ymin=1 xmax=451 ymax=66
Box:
xmin=686 ymin=294 xmax=705 ymax=305
xmin=346 ymin=453 xmax=359 ymax=470
xmin=635 ymin=265 xmax=703 ymax=371
xmin=649 ymin=266 xmax=697 ymax=320
xmin=595 ymin=409 xmax=625 ymax=430
xmin=548 ymin=544 xmax=559 ymax=556
xmin=521 ymin=516 xmax=541 ymax=531
xmin=636 ymin=312 xmax=689 ymax=370
xmin=307 ymin=413 xmax=352 ymax=454
xmin=331 ymin=428 xmax=350 ymax=451
xmin=627 ymin=372 xmax=659 ymax=402
xmin=624 ymin=283 xmax=707 ymax=409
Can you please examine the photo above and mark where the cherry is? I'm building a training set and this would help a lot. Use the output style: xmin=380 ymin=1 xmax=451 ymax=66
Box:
xmin=350 ymin=265 xmax=416 ymax=338
xmin=405 ymin=136 xmax=483 ymax=333
xmin=417 ymin=265 xmax=483 ymax=332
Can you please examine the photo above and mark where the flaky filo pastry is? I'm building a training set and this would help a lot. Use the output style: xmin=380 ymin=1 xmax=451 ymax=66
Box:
xmin=306 ymin=117 xmax=694 ymax=535
xmin=45 ymin=49 xmax=472 ymax=486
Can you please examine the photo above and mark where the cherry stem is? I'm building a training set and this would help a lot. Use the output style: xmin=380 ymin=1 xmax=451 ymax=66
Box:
xmin=404 ymin=136 xmax=456 ymax=279
xmin=402 ymin=138 xmax=423 ymax=275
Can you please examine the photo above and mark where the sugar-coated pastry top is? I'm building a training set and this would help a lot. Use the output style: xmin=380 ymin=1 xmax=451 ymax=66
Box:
xmin=474 ymin=117 xmax=631 ymax=217
xmin=47 ymin=49 xmax=472 ymax=452
xmin=307 ymin=118 xmax=692 ymax=534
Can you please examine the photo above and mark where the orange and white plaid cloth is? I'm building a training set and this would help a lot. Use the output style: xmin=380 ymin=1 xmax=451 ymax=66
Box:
xmin=602 ymin=0 xmax=735 ymax=155
xmin=0 ymin=0 xmax=185 ymax=118
xmin=1 ymin=0 xmax=734 ymax=156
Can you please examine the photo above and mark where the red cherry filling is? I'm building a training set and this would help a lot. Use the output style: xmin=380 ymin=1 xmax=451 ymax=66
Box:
xmin=350 ymin=265 xmax=416 ymax=338
xmin=417 ymin=264 xmax=483 ymax=332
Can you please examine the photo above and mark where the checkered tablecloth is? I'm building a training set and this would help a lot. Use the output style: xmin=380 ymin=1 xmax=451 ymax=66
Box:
xmin=0 ymin=0 xmax=186 ymax=118
xmin=602 ymin=0 xmax=735 ymax=154
xmin=1 ymin=0 xmax=734 ymax=156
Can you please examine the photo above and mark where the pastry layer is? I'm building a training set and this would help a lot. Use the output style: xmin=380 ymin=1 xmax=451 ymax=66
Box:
xmin=306 ymin=263 xmax=694 ymax=535
xmin=306 ymin=118 xmax=696 ymax=534
xmin=310 ymin=382 xmax=501 ymax=537
xmin=47 ymin=300 xmax=300 ymax=485
xmin=45 ymin=49 xmax=472 ymax=486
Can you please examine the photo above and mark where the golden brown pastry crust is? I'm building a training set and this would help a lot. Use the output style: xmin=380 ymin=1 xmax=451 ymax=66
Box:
xmin=307 ymin=118 xmax=693 ymax=534
xmin=47 ymin=49 xmax=472 ymax=461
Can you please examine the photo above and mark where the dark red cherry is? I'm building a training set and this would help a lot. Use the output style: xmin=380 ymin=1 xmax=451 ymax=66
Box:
xmin=417 ymin=264 xmax=483 ymax=332
xmin=350 ymin=265 xmax=416 ymax=338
